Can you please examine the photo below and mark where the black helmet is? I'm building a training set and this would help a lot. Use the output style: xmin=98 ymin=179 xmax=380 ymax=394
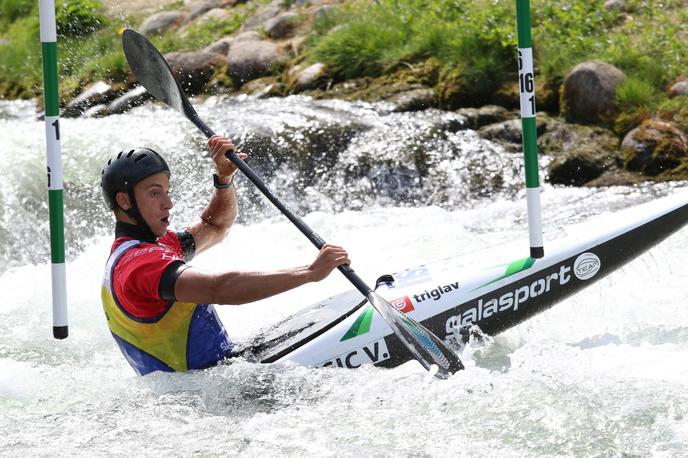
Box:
xmin=101 ymin=148 xmax=170 ymax=210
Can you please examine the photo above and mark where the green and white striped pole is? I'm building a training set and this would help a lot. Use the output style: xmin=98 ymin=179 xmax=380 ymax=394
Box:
xmin=515 ymin=0 xmax=544 ymax=259
xmin=39 ymin=0 xmax=69 ymax=339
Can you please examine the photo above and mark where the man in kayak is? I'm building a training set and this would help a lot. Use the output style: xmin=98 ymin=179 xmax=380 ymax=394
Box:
xmin=100 ymin=135 xmax=350 ymax=375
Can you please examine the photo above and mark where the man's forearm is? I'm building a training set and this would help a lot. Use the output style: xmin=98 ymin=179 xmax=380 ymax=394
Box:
xmin=175 ymin=266 xmax=314 ymax=305
xmin=187 ymin=183 xmax=239 ymax=254
xmin=201 ymin=185 xmax=238 ymax=231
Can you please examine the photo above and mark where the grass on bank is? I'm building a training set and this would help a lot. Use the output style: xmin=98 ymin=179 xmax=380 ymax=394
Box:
xmin=0 ymin=0 xmax=255 ymax=99
xmin=306 ymin=0 xmax=688 ymax=118
xmin=1 ymin=0 xmax=687 ymax=126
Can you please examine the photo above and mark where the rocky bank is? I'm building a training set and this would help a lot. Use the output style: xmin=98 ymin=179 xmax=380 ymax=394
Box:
xmin=66 ymin=0 xmax=688 ymax=187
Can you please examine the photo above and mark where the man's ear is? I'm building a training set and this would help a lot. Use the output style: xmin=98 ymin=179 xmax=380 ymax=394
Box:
xmin=115 ymin=192 xmax=131 ymax=211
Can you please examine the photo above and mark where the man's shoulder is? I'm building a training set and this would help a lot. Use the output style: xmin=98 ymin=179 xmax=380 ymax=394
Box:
xmin=111 ymin=232 xmax=183 ymax=265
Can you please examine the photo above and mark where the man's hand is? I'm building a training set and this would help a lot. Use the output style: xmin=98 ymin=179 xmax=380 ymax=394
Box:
xmin=207 ymin=135 xmax=247 ymax=180
xmin=307 ymin=244 xmax=351 ymax=282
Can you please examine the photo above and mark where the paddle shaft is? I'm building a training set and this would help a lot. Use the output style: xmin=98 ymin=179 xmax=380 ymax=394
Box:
xmin=188 ymin=113 xmax=373 ymax=296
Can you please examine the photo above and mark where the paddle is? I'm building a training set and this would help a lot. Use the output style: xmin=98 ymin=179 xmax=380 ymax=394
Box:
xmin=121 ymin=28 xmax=464 ymax=378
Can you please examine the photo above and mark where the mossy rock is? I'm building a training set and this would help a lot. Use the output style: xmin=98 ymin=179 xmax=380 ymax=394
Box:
xmin=436 ymin=67 xmax=486 ymax=109
xmin=547 ymin=147 xmax=609 ymax=186
xmin=535 ymin=76 xmax=562 ymax=115
xmin=621 ymin=119 xmax=688 ymax=176
xmin=656 ymin=159 xmax=688 ymax=181
xmin=541 ymin=122 xmax=621 ymax=186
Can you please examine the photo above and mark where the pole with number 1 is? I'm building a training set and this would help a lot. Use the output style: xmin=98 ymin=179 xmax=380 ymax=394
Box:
xmin=516 ymin=0 xmax=544 ymax=259
xmin=39 ymin=0 xmax=68 ymax=339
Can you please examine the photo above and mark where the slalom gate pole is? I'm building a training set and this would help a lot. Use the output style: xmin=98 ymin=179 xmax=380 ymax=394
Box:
xmin=515 ymin=0 xmax=544 ymax=259
xmin=39 ymin=0 xmax=69 ymax=339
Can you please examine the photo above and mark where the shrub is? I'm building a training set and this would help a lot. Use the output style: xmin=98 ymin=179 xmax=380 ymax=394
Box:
xmin=56 ymin=0 xmax=108 ymax=38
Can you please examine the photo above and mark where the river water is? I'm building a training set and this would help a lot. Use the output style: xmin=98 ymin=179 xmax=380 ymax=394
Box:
xmin=1 ymin=97 xmax=687 ymax=456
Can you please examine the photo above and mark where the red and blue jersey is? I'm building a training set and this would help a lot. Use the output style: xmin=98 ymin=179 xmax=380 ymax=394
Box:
xmin=101 ymin=228 xmax=233 ymax=375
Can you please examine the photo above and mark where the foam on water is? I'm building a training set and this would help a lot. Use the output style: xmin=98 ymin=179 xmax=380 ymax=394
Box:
xmin=1 ymin=99 xmax=687 ymax=456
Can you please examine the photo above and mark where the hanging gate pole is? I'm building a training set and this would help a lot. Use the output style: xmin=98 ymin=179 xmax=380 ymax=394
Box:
xmin=515 ymin=0 xmax=544 ymax=259
xmin=39 ymin=0 xmax=68 ymax=339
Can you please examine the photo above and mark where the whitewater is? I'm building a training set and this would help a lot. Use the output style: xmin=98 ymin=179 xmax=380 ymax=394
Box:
xmin=1 ymin=97 xmax=687 ymax=457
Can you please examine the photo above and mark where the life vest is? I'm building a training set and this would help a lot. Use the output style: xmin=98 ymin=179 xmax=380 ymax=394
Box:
xmin=101 ymin=239 xmax=233 ymax=375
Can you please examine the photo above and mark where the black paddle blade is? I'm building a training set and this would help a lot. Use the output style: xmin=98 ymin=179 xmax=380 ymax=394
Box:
xmin=368 ymin=292 xmax=464 ymax=378
xmin=122 ymin=29 xmax=194 ymax=117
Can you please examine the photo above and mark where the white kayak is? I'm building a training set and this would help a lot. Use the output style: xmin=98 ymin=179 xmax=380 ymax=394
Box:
xmin=236 ymin=190 xmax=688 ymax=370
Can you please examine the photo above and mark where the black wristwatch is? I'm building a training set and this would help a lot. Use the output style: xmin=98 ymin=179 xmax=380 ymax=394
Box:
xmin=213 ymin=173 xmax=234 ymax=189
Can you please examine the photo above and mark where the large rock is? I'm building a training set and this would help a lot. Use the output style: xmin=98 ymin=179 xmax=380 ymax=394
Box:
xmin=240 ymin=0 xmax=282 ymax=31
xmin=264 ymin=12 xmax=298 ymax=39
xmin=164 ymin=51 xmax=226 ymax=94
xmin=107 ymin=86 xmax=152 ymax=114
xmin=621 ymin=119 xmax=688 ymax=176
xmin=197 ymin=7 xmax=231 ymax=23
xmin=227 ymin=40 xmax=286 ymax=84
xmin=140 ymin=11 xmax=186 ymax=36
xmin=204 ymin=37 xmax=234 ymax=55
xmin=668 ymin=79 xmax=688 ymax=98
xmin=188 ymin=0 xmax=224 ymax=20
xmin=291 ymin=63 xmax=329 ymax=91
xmin=387 ymin=88 xmax=436 ymax=112
xmin=541 ymin=122 xmax=620 ymax=186
xmin=63 ymin=81 xmax=115 ymax=117
xmin=239 ymin=77 xmax=285 ymax=98
xmin=455 ymin=105 xmax=514 ymax=130
xmin=604 ymin=0 xmax=626 ymax=11
xmin=561 ymin=61 xmax=625 ymax=125
xmin=479 ymin=117 xmax=548 ymax=149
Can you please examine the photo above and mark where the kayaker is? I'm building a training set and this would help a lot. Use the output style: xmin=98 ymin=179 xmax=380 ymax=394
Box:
xmin=100 ymin=135 xmax=350 ymax=375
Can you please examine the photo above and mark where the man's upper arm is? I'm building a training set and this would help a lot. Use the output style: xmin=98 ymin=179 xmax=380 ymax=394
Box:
xmin=173 ymin=266 xmax=218 ymax=305
xmin=185 ymin=220 xmax=225 ymax=256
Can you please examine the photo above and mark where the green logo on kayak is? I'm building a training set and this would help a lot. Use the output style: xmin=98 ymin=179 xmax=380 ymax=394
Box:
xmin=341 ymin=306 xmax=374 ymax=341
xmin=475 ymin=256 xmax=536 ymax=290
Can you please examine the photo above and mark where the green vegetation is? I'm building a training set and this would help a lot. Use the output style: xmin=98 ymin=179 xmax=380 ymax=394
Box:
xmin=0 ymin=0 xmax=686 ymax=130
xmin=306 ymin=0 xmax=687 ymax=115
xmin=0 ymin=0 xmax=254 ymax=98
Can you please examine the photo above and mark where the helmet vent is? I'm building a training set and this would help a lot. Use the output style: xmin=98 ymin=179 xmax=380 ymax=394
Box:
xmin=134 ymin=154 xmax=148 ymax=163
xmin=126 ymin=149 xmax=135 ymax=158
xmin=116 ymin=151 xmax=123 ymax=159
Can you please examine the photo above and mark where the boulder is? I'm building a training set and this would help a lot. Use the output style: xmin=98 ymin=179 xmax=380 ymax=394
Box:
xmin=63 ymin=81 xmax=113 ymax=117
xmin=240 ymin=0 xmax=282 ymax=31
xmin=604 ymin=0 xmax=626 ymax=11
xmin=621 ymin=119 xmax=688 ymax=175
xmin=140 ymin=11 xmax=186 ymax=36
xmin=234 ymin=31 xmax=262 ymax=43
xmin=197 ymin=7 xmax=231 ymax=23
xmin=668 ymin=79 xmax=688 ymax=98
xmin=387 ymin=88 xmax=437 ymax=112
xmin=291 ymin=63 xmax=329 ymax=91
xmin=478 ymin=119 xmax=524 ymax=146
xmin=455 ymin=105 xmax=514 ymax=130
xmin=239 ymin=77 xmax=285 ymax=98
xmin=314 ymin=4 xmax=336 ymax=21
xmin=82 ymin=104 xmax=109 ymax=118
xmin=227 ymin=40 xmax=286 ymax=83
xmin=560 ymin=61 xmax=625 ymax=125
xmin=164 ymin=51 xmax=226 ymax=95
xmin=541 ymin=122 xmax=620 ymax=186
xmin=264 ymin=12 xmax=298 ymax=39
xmin=204 ymin=37 xmax=234 ymax=55
xmin=107 ymin=86 xmax=152 ymax=114
xmin=188 ymin=0 xmax=224 ymax=20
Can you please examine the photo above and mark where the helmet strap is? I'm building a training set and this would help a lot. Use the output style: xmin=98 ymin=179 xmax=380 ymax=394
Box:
xmin=123 ymin=189 xmax=157 ymax=242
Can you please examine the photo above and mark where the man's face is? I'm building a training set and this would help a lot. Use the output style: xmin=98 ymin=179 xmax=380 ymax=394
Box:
xmin=132 ymin=172 xmax=173 ymax=237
